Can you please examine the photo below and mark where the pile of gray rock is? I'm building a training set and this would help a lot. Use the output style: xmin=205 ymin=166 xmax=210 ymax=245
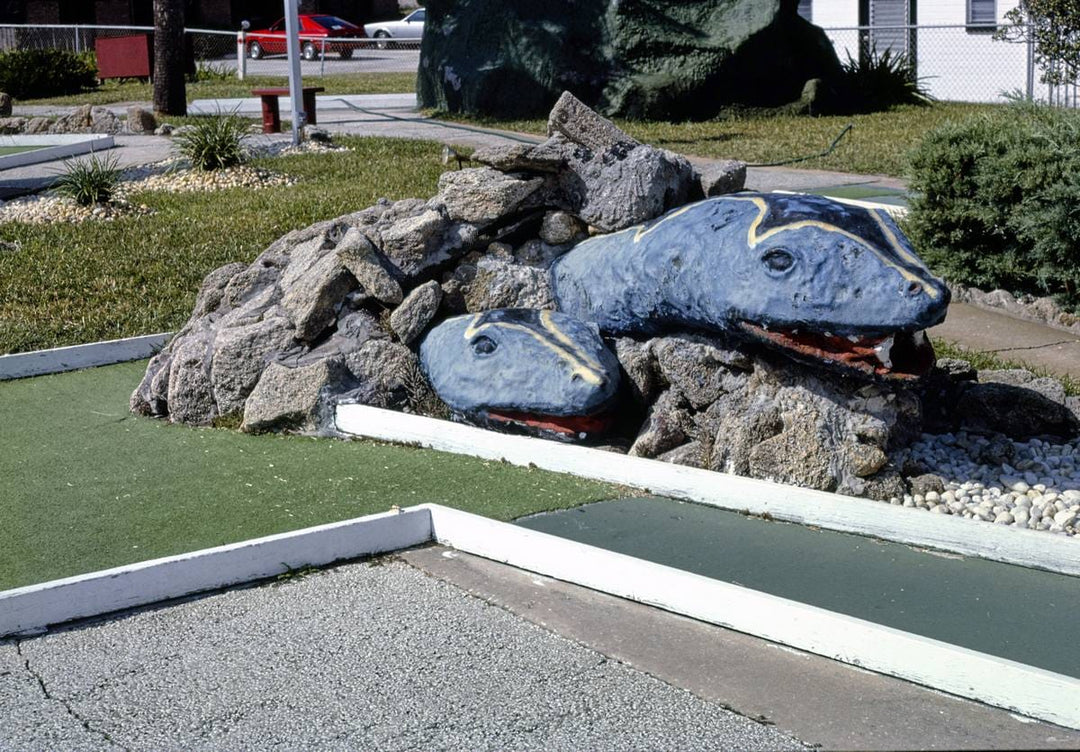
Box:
xmin=131 ymin=93 xmax=1079 ymax=510
xmin=0 ymin=104 xmax=157 ymax=136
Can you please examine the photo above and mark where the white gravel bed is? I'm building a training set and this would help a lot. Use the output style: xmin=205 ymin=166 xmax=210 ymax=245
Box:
xmin=898 ymin=432 xmax=1080 ymax=536
xmin=129 ymin=163 xmax=295 ymax=194
xmin=0 ymin=195 xmax=153 ymax=224
xmin=0 ymin=161 xmax=302 ymax=225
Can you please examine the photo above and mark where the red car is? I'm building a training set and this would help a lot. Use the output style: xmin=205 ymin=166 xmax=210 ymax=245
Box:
xmin=245 ymin=14 xmax=367 ymax=61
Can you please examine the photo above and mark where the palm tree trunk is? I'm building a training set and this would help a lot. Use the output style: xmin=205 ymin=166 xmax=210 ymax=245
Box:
xmin=153 ymin=0 xmax=187 ymax=116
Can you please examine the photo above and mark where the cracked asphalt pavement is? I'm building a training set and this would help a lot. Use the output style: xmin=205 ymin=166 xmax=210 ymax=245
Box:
xmin=0 ymin=558 xmax=807 ymax=751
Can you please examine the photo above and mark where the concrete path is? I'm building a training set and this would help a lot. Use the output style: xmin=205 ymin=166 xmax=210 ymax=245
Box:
xmin=405 ymin=546 xmax=1080 ymax=751
xmin=3 ymin=549 xmax=1077 ymax=750
xmin=0 ymin=557 xmax=806 ymax=752
xmin=931 ymin=302 xmax=1080 ymax=381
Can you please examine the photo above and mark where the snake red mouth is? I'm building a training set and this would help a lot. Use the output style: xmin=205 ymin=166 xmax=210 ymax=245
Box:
xmin=485 ymin=410 xmax=614 ymax=438
xmin=738 ymin=323 xmax=936 ymax=379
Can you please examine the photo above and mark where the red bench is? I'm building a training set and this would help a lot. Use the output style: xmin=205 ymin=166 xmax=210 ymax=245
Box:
xmin=251 ymin=86 xmax=326 ymax=133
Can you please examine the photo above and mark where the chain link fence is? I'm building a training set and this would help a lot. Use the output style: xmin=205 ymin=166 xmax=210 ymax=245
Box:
xmin=0 ymin=24 xmax=419 ymax=79
xmin=822 ymin=23 xmax=1080 ymax=106
xmin=3 ymin=22 xmax=1080 ymax=105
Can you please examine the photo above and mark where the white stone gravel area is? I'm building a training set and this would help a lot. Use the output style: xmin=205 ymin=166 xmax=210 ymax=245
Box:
xmin=898 ymin=432 xmax=1080 ymax=536
xmin=0 ymin=137 xmax=349 ymax=226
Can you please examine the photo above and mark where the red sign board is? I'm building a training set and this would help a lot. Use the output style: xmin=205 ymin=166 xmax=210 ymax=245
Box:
xmin=95 ymin=34 xmax=153 ymax=80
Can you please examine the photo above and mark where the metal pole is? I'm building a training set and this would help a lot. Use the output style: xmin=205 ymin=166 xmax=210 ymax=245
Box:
xmin=282 ymin=0 xmax=305 ymax=145
xmin=1026 ymin=25 xmax=1035 ymax=101
xmin=236 ymin=30 xmax=246 ymax=81
xmin=73 ymin=24 xmax=80 ymax=53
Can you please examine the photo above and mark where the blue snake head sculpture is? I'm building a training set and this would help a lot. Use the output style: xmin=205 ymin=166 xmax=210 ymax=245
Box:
xmin=552 ymin=192 xmax=950 ymax=379
xmin=419 ymin=309 xmax=622 ymax=440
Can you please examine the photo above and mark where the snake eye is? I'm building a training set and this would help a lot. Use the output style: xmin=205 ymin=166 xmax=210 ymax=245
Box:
xmin=472 ymin=335 xmax=497 ymax=355
xmin=762 ymin=248 xmax=796 ymax=274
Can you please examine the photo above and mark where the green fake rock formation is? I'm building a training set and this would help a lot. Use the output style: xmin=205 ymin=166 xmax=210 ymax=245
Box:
xmin=417 ymin=0 xmax=843 ymax=120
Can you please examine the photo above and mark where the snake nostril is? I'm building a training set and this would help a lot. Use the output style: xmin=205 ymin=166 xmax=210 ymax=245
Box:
xmin=904 ymin=280 xmax=922 ymax=296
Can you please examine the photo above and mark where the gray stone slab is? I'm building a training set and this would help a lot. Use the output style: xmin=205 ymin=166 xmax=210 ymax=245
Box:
xmin=0 ymin=559 xmax=805 ymax=751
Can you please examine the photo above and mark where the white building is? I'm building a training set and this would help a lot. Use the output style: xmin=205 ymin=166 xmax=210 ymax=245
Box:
xmin=799 ymin=1 xmax=1049 ymax=104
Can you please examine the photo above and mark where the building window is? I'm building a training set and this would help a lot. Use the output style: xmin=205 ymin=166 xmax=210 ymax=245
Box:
xmin=968 ymin=0 xmax=996 ymax=28
xmin=797 ymin=0 xmax=812 ymax=22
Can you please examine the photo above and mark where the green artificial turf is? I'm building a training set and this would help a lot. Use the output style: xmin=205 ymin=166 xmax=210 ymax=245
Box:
xmin=0 ymin=136 xmax=448 ymax=354
xmin=0 ymin=361 xmax=625 ymax=590
xmin=0 ymin=146 xmax=43 ymax=156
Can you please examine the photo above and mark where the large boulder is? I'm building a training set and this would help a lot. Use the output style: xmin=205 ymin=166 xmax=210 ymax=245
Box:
xmin=417 ymin=0 xmax=843 ymax=119
xmin=619 ymin=332 xmax=924 ymax=499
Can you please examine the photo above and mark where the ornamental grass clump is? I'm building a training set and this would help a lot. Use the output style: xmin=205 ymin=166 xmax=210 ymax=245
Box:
xmin=174 ymin=115 xmax=249 ymax=171
xmin=52 ymin=153 xmax=121 ymax=206
xmin=906 ymin=102 xmax=1080 ymax=311
xmin=838 ymin=46 xmax=933 ymax=112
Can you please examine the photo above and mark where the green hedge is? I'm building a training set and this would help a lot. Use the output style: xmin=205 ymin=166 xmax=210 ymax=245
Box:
xmin=0 ymin=48 xmax=98 ymax=100
xmin=906 ymin=103 xmax=1080 ymax=310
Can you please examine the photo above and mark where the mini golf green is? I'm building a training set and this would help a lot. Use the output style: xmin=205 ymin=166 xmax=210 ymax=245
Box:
xmin=0 ymin=361 xmax=623 ymax=590
xmin=0 ymin=146 xmax=43 ymax=156
xmin=519 ymin=497 xmax=1080 ymax=679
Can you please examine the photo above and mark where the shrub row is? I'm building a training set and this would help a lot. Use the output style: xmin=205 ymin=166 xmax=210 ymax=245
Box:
xmin=0 ymin=48 xmax=97 ymax=100
xmin=906 ymin=103 xmax=1080 ymax=310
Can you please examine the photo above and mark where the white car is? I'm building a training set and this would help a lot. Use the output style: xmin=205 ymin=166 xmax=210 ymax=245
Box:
xmin=363 ymin=8 xmax=425 ymax=49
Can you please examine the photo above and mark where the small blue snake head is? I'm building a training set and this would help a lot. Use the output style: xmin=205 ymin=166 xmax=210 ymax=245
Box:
xmin=419 ymin=309 xmax=621 ymax=439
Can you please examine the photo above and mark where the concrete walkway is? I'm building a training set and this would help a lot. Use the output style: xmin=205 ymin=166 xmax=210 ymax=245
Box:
xmin=3 ymin=549 xmax=1077 ymax=750
xmin=931 ymin=302 xmax=1080 ymax=381
xmin=0 ymin=557 xmax=808 ymax=751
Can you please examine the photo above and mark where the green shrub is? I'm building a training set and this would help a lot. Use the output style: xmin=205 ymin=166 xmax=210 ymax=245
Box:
xmin=906 ymin=103 xmax=1080 ymax=309
xmin=837 ymin=46 xmax=933 ymax=113
xmin=0 ymin=49 xmax=97 ymax=100
xmin=52 ymin=153 xmax=121 ymax=206
xmin=174 ymin=115 xmax=249 ymax=170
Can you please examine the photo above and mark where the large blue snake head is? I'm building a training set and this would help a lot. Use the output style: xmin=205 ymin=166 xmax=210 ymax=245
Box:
xmin=419 ymin=309 xmax=621 ymax=440
xmin=552 ymin=192 xmax=951 ymax=379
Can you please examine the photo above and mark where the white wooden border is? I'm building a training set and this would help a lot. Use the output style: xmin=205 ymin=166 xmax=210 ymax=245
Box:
xmin=426 ymin=504 xmax=1080 ymax=731
xmin=0 ymin=508 xmax=432 ymax=638
xmin=0 ymin=133 xmax=115 ymax=170
xmin=4 ymin=502 xmax=1078 ymax=729
xmin=336 ymin=404 xmax=1080 ymax=577
xmin=0 ymin=332 xmax=171 ymax=380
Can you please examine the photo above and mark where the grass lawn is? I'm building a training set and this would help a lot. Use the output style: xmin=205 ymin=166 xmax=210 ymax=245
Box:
xmin=441 ymin=101 xmax=1002 ymax=178
xmin=0 ymin=361 xmax=624 ymax=590
xmin=16 ymin=71 xmax=417 ymax=106
xmin=0 ymin=136 xmax=448 ymax=354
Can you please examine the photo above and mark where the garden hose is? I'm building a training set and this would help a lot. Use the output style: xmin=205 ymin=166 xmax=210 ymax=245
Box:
xmin=331 ymin=99 xmax=853 ymax=170
xmin=746 ymin=123 xmax=854 ymax=167
xmin=330 ymin=99 xmax=543 ymax=145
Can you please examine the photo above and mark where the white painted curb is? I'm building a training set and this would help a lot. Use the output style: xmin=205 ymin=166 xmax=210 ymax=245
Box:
xmin=0 ymin=133 xmax=116 ymax=170
xmin=0 ymin=333 xmax=171 ymax=380
xmin=0 ymin=508 xmax=431 ymax=637
xmin=2 ymin=502 xmax=1078 ymax=730
xmin=336 ymin=404 xmax=1080 ymax=577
